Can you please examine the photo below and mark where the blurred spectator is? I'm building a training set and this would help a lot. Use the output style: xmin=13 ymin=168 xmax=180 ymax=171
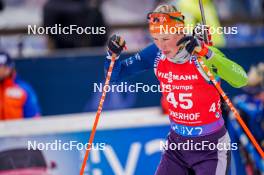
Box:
xmin=228 ymin=62 xmax=264 ymax=175
xmin=237 ymin=63 xmax=264 ymax=144
xmin=43 ymin=0 xmax=107 ymax=49
xmin=236 ymin=62 xmax=264 ymax=146
xmin=0 ymin=51 xmax=40 ymax=120
xmin=0 ymin=0 xmax=3 ymax=11
xmin=175 ymin=0 xmax=226 ymax=47
xmin=263 ymin=0 xmax=264 ymax=20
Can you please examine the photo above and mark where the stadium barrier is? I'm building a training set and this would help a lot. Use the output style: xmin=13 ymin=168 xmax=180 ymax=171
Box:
xmin=0 ymin=107 xmax=170 ymax=175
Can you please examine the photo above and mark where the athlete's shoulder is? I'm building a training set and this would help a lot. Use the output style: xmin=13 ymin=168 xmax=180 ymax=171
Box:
xmin=136 ymin=43 xmax=161 ymax=68
xmin=138 ymin=43 xmax=159 ymax=59
xmin=142 ymin=43 xmax=159 ymax=52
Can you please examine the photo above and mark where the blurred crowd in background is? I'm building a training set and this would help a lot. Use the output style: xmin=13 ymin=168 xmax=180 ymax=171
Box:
xmin=0 ymin=0 xmax=263 ymax=57
xmin=0 ymin=1 xmax=264 ymax=174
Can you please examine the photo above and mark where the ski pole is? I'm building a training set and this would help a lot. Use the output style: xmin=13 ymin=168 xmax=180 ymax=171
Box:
xmin=197 ymin=0 xmax=264 ymax=159
xmin=80 ymin=55 xmax=117 ymax=175
xmin=198 ymin=0 xmax=209 ymax=43
xmin=228 ymin=113 xmax=264 ymax=173
xmin=196 ymin=57 xmax=264 ymax=159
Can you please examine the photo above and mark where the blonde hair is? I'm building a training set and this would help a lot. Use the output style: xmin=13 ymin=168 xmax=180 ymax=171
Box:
xmin=153 ymin=4 xmax=179 ymax=13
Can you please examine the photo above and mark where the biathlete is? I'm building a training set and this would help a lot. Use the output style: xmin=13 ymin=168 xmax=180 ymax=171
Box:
xmin=105 ymin=4 xmax=248 ymax=175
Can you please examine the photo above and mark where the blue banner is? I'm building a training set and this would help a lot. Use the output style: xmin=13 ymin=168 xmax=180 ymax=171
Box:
xmin=0 ymin=125 xmax=170 ymax=175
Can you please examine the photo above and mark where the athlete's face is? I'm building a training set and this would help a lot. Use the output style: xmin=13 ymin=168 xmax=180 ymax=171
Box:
xmin=151 ymin=33 xmax=184 ymax=59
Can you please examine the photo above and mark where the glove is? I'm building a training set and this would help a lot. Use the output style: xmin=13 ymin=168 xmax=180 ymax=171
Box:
xmin=107 ymin=34 xmax=126 ymax=57
xmin=176 ymin=36 xmax=213 ymax=59
xmin=193 ymin=24 xmax=213 ymax=46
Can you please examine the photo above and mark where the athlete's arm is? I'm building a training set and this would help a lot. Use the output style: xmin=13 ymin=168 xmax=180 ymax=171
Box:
xmin=203 ymin=46 xmax=248 ymax=88
xmin=105 ymin=43 xmax=159 ymax=82
xmin=177 ymin=35 xmax=248 ymax=88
